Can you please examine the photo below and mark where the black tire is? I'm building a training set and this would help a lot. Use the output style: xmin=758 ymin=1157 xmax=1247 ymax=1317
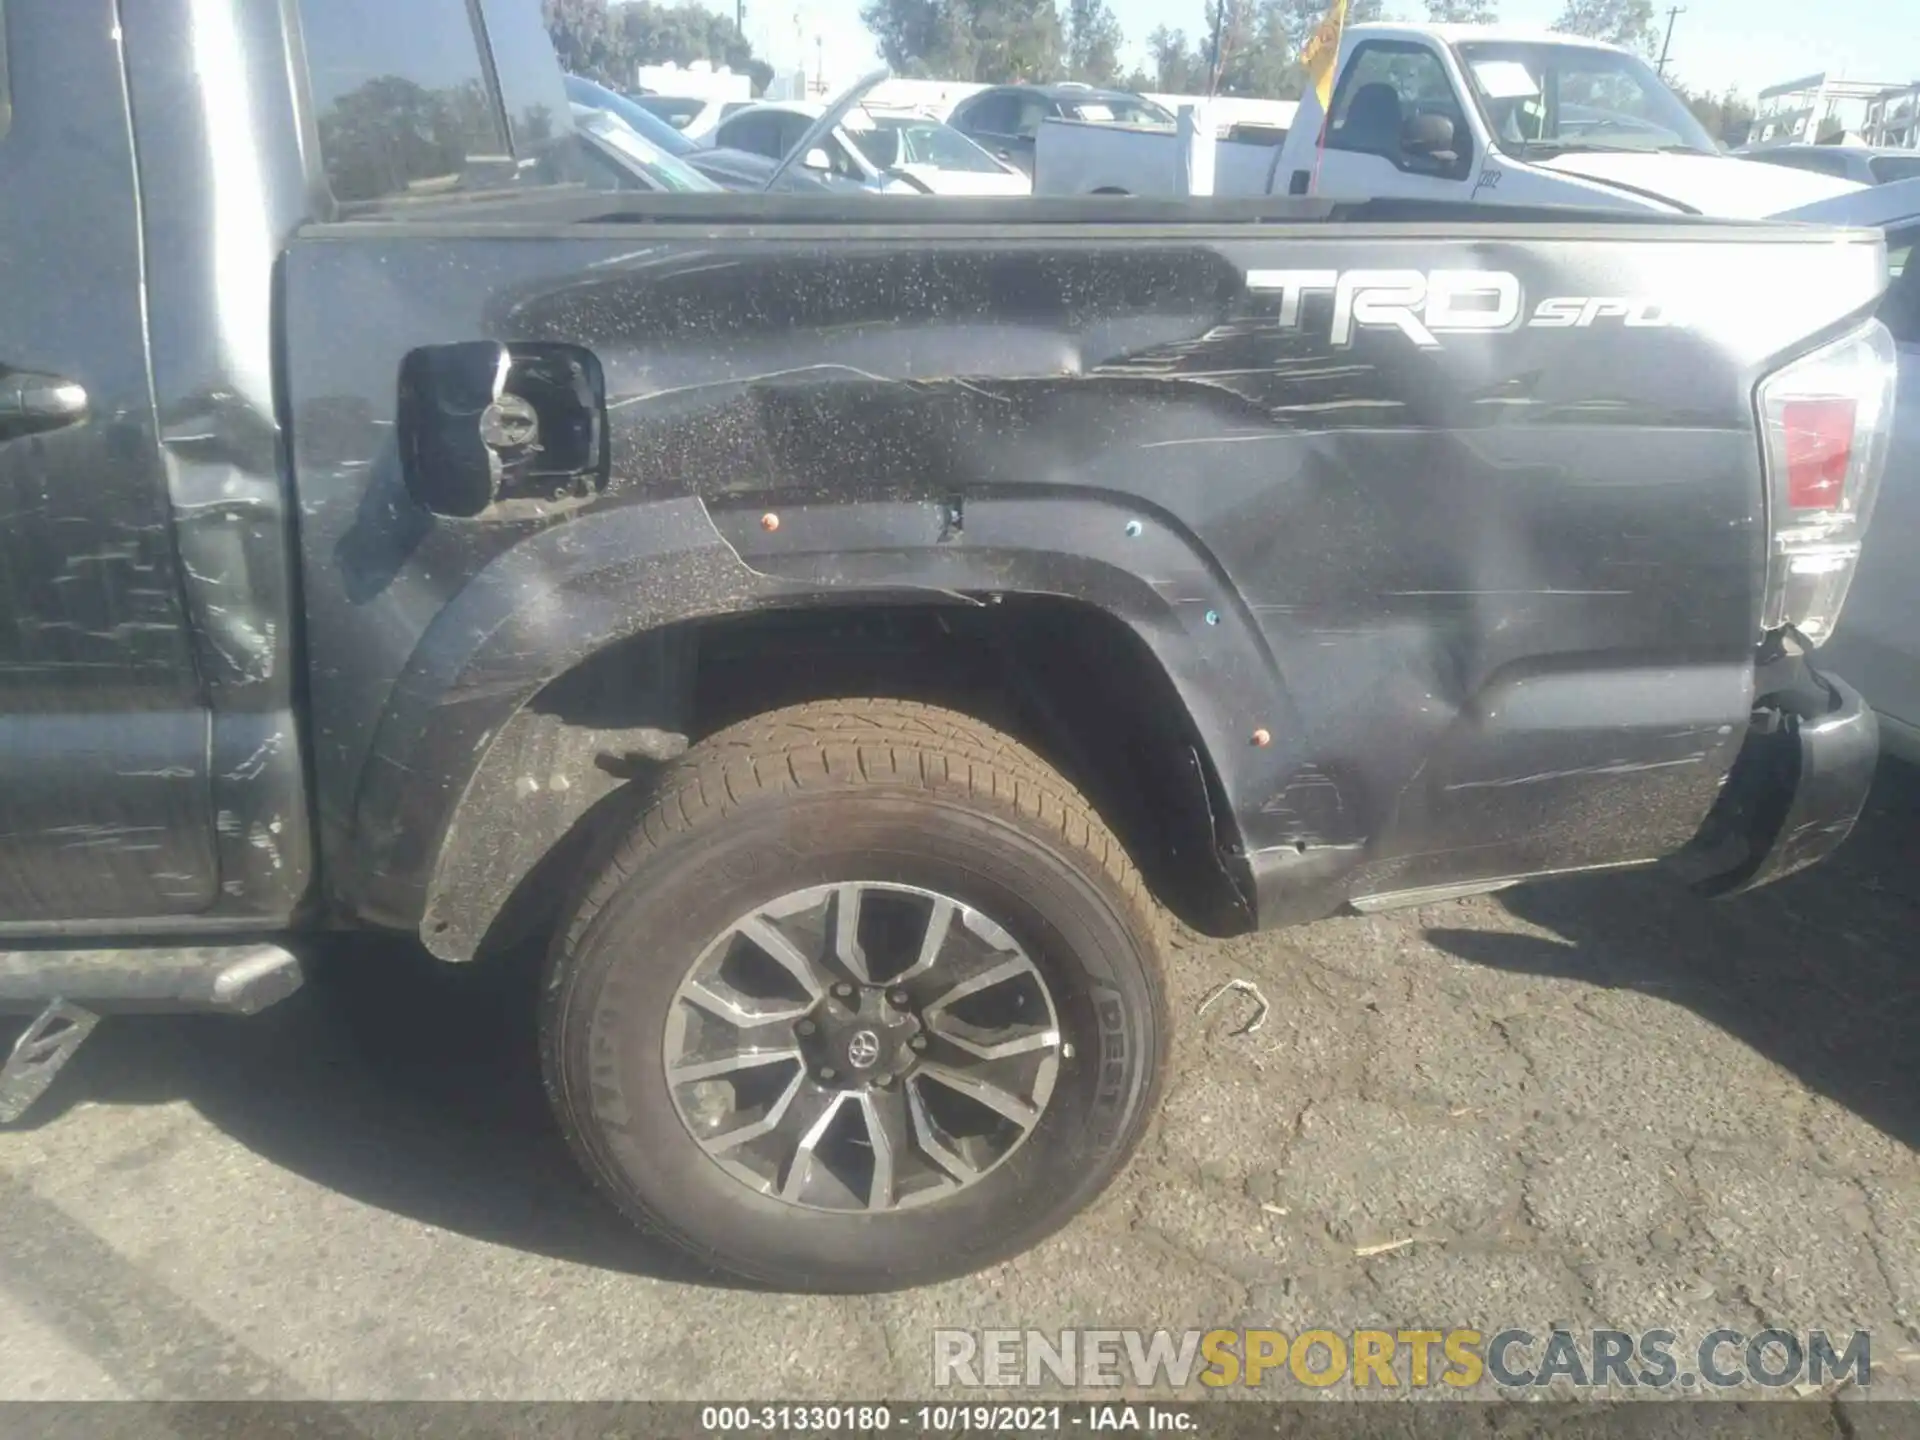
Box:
xmin=541 ymin=698 xmax=1169 ymax=1292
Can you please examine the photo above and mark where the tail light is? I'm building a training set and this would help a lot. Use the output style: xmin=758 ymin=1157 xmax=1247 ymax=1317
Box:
xmin=1757 ymin=319 xmax=1898 ymax=643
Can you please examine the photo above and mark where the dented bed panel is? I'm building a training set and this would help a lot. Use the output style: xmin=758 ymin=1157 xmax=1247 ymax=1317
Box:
xmin=281 ymin=222 xmax=1885 ymax=937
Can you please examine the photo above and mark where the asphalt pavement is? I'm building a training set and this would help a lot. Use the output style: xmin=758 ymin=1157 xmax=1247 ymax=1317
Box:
xmin=2 ymin=765 xmax=1917 ymax=1404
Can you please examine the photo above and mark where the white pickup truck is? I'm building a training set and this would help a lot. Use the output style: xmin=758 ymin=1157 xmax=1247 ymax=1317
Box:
xmin=1038 ymin=23 xmax=1870 ymax=220
xmin=1033 ymin=95 xmax=1297 ymax=196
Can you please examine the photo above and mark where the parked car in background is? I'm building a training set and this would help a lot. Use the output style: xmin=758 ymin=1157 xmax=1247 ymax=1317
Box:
xmin=568 ymin=103 xmax=724 ymax=193
xmin=947 ymin=83 xmax=1174 ymax=176
xmin=1818 ymin=214 xmax=1920 ymax=761
xmin=712 ymin=103 xmax=921 ymax=191
xmin=711 ymin=80 xmax=1028 ymax=196
xmin=631 ymin=93 xmax=749 ymax=142
xmin=843 ymin=113 xmax=1031 ymax=195
xmin=1739 ymin=145 xmax=1920 ymax=187
xmin=564 ymin=74 xmax=831 ymax=192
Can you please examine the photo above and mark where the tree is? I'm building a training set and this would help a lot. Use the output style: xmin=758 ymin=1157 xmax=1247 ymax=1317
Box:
xmin=543 ymin=0 xmax=774 ymax=94
xmin=1120 ymin=0 xmax=1381 ymax=98
xmin=1550 ymin=0 xmax=1656 ymax=55
xmin=1143 ymin=25 xmax=1207 ymax=91
xmin=318 ymin=76 xmax=493 ymax=203
xmin=1426 ymin=0 xmax=1497 ymax=21
xmin=1225 ymin=0 xmax=1383 ymax=98
xmin=1064 ymin=0 xmax=1125 ymax=84
xmin=542 ymin=0 xmax=630 ymax=84
xmin=1673 ymin=83 xmax=1753 ymax=146
xmin=618 ymin=2 xmax=775 ymax=93
xmin=860 ymin=0 xmax=1063 ymax=82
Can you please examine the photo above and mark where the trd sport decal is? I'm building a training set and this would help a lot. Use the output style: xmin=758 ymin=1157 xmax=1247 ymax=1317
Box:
xmin=1245 ymin=269 xmax=1684 ymax=348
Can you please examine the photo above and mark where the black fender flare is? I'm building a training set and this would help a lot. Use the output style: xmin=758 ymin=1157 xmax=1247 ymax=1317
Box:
xmin=348 ymin=493 xmax=1308 ymax=953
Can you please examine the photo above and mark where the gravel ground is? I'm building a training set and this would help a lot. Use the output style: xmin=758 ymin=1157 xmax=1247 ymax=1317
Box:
xmin=1 ymin=765 xmax=1916 ymax=1405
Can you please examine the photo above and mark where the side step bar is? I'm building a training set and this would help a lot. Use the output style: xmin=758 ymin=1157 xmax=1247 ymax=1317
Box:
xmin=0 ymin=943 xmax=301 ymax=1123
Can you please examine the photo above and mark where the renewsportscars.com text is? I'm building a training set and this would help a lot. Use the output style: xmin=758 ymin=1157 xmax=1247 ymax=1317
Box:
xmin=932 ymin=1328 xmax=1871 ymax=1391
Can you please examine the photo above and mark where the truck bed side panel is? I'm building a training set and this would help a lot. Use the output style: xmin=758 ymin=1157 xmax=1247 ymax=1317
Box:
xmin=279 ymin=221 xmax=1884 ymax=931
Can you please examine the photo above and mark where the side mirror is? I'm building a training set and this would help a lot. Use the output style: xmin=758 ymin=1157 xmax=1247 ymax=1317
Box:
xmin=802 ymin=147 xmax=832 ymax=172
xmin=1401 ymin=113 xmax=1458 ymax=171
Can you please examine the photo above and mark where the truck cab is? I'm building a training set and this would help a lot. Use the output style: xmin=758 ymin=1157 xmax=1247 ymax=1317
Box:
xmin=1275 ymin=25 xmax=1867 ymax=218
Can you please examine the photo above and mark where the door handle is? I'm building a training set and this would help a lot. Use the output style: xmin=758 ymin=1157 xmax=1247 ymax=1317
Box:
xmin=0 ymin=369 xmax=88 ymax=440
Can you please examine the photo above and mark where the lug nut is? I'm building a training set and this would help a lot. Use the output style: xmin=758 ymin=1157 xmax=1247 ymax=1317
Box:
xmin=817 ymin=1066 xmax=838 ymax=1082
xmin=887 ymin=988 xmax=911 ymax=1007
xmin=908 ymin=1035 xmax=929 ymax=1052
xmin=795 ymin=1019 xmax=817 ymax=1037
xmin=873 ymin=1074 xmax=894 ymax=1088
xmin=831 ymin=982 xmax=855 ymax=1000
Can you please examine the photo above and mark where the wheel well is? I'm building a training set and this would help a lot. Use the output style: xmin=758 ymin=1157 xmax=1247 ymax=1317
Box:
xmin=1091 ymin=186 xmax=1131 ymax=195
xmin=453 ymin=598 xmax=1253 ymax=958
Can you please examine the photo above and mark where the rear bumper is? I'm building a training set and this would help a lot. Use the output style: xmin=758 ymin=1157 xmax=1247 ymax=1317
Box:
xmin=1669 ymin=654 xmax=1879 ymax=897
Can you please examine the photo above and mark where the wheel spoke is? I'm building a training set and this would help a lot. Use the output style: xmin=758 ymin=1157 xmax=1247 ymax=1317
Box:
xmin=892 ymin=897 xmax=957 ymax=983
xmin=915 ymin=1060 xmax=1040 ymax=1128
xmin=857 ymin=1086 xmax=915 ymax=1210
xmin=697 ymin=1065 xmax=807 ymax=1156
xmin=736 ymin=915 xmax=831 ymax=1001
xmin=907 ymin=1073 xmax=983 ymax=1183
xmin=669 ymin=1043 xmax=802 ymax=1084
xmin=832 ymin=885 xmax=871 ymax=983
xmin=922 ymin=953 xmax=1032 ymax=1016
xmin=680 ymin=974 xmax=811 ymax=1026
xmin=778 ymin=1088 xmax=854 ymax=1203
xmin=927 ymin=1020 xmax=1061 ymax=1061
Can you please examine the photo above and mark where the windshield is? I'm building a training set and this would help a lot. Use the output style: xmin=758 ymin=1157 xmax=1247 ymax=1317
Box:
xmin=849 ymin=116 xmax=1006 ymax=173
xmin=1455 ymin=41 xmax=1717 ymax=156
xmin=1872 ymin=155 xmax=1920 ymax=184
xmin=563 ymin=75 xmax=696 ymax=156
xmin=1061 ymin=96 xmax=1175 ymax=128
xmin=574 ymin=108 xmax=722 ymax=192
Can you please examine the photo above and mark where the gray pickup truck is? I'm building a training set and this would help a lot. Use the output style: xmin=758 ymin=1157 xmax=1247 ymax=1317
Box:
xmin=0 ymin=0 xmax=1895 ymax=1292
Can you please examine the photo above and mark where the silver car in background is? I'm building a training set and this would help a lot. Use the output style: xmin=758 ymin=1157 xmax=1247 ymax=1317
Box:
xmin=1825 ymin=215 xmax=1920 ymax=759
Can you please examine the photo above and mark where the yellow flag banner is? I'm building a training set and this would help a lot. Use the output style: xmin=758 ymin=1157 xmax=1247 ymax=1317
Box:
xmin=1301 ymin=0 xmax=1349 ymax=115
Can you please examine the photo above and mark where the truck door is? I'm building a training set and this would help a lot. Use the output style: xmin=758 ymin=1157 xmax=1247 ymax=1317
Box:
xmin=0 ymin=1 xmax=218 ymax=920
xmin=1296 ymin=40 xmax=1481 ymax=202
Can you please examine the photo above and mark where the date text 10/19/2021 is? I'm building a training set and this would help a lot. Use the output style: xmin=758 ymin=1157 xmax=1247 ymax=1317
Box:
xmin=701 ymin=1407 xmax=1186 ymax=1433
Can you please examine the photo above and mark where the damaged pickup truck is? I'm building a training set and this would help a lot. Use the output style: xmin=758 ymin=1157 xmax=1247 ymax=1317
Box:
xmin=0 ymin=0 xmax=1896 ymax=1291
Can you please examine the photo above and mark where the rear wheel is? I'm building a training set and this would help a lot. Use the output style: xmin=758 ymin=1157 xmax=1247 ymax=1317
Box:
xmin=541 ymin=698 xmax=1168 ymax=1291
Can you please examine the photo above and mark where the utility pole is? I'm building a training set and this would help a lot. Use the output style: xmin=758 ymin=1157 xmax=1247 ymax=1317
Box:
xmin=1656 ymin=5 xmax=1684 ymax=78
xmin=1205 ymin=0 xmax=1225 ymax=96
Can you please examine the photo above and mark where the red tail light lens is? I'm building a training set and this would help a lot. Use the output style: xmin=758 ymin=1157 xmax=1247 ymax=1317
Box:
xmin=1780 ymin=398 xmax=1856 ymax=511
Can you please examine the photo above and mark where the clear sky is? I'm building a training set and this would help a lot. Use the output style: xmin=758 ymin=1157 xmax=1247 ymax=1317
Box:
xmin=724 ymin=0 xmax=1919 ymax=101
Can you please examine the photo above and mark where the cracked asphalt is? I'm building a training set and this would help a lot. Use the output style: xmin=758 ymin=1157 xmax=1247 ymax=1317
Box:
xmin=2 ymin=764 xmax=1917 ymax=1405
